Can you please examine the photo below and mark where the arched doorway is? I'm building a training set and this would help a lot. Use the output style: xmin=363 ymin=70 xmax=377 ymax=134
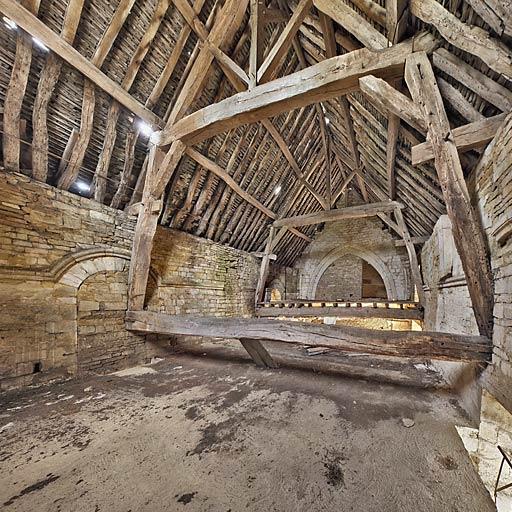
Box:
xmin=314 ymin=255 xmax=388 ymax=300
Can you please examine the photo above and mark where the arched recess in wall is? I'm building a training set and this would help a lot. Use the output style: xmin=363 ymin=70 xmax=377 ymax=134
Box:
xmin=268 ymin=278 xmax=285 ymax=301
xmin=306 ymin=246 xmax=406 ymax=301
xmin=51 ymin=249 xmax=160 ymax=375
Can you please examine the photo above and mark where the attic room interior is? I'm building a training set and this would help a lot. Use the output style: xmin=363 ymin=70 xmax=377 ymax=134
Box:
xmin=0 ymin=0 xmax=511 ymax=509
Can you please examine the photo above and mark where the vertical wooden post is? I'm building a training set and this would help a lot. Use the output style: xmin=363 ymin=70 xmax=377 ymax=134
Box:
xmin=394 ymin=207 xmax=425 ymax=305
xmin=249 ymin=0 xmax=264 ymax=88
xmin=255 ymin=226 xmax=275 ymax=304
xmin=404 ymin=52 xmax=493 ymax=337
xmin=127 ymin=145 xmax=164 ymax=311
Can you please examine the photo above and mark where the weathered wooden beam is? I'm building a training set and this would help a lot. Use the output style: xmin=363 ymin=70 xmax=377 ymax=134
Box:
xmin=2 ymin=0 xmax=41 ymax=172
xmin=249 ymin=0 xmax=264 ymax=88
xmin=258 ymin=0 xmax=313 ymax=83
xmin=256 ymin=305 xmax=423 ymax=320
xmin=240 ymin=338 xmax=278 ymax=368
xmin=405 ymin=52 xmax=494 ymax=337
xmin=411 ymin=113 xmax=507 ymax=165
xmin=386 ymin=0 xmax=408 ymax=43
xmin=274 ymin=200 xmax=402 ymax=228
xmin=394 ymin=207 xmax=425 ymax=305
xmin=32 ymin=0 xmax=84 ymax=182
xmin=410 ymin=0 xmax=512 ymax=77
xmin=186 ymin=147 xmax=276 ymax=219
xmin=57 ymin=0 xmax=138 ymax=190
xmin=127 ymin=146 xmax=164 ymax=311
xmin=93 ymin=0 xmax=172 ymax=202
xmin=313 ymin=0 xmax=388 ymax=49
xmin=172 ymin=0 xmax=250 ymax=87
xmin=394 ymin=236 xmax=428 ymax=246
xmin=255 ymin=226 xmax=275 ymax=303
xmin=386 ymin=113 xmax=399 ymax=199
xmin=126 ymin=310 xmax=492 ymax=363
xmin=331 ymin=170 xmax=356 ymax=206
xmin=465 ymin=0 xmax=512 ymax=38
xmin=432 ymin=48 xmax=512 ymax=113
xmin=154 ymin=32 xmax=438 ymax=146
xmin=0 ymin=0 xmax=163 ymax=130
xmin=358 ymin=75 xmax=426 ymax=132
xmin=437 ymin=77 xmax=485 ymax=124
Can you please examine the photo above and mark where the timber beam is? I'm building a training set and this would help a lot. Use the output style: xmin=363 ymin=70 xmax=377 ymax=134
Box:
xmin=273 ymin=200 xmax=403 ymax=228
xmin=153 ymin=31 xmax=438 ymax=146
xmin=126 ymin=311 xmax=491 ymax=363
xmin=404 ymin=52 xmax=494 ymax=337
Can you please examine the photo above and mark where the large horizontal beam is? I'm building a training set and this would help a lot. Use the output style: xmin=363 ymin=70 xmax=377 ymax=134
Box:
xmin=0 ymin=0 xmax=164 ymax=129
xmin=273 ymin=200 xmax=402 ymax=228
xmin=126 ymin=311 xmax=491 ymax=363
xmin=153 ymin=31 xmax=438 ymax=146
xmin=411 ymin=113 xmax=508 ymax=165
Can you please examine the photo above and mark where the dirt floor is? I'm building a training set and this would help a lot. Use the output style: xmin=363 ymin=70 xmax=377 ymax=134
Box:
xmin=0 ymin=353 xmax=496 ymax=512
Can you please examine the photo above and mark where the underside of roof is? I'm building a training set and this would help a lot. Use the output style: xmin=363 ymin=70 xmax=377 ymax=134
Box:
xmin=0 ymin=0 xmax=511 ymax=266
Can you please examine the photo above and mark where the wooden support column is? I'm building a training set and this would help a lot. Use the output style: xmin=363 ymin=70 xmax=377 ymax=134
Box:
xmin=404 ymin=52 xmax=494 ymax=337
xmin=127 ymin=145 xmax=164 ymax=311
xmin=2 ymin=0 xmax=41 ymax=172
xmin=255 ymin=226 xmax=275 ymax=304
xmin=394 ymin=207 xmax=425 ymax=305
xmin=240 ymin=339 xmax=278 ymax=368
xmin=249 ymin=0 xmax=264 ymax=88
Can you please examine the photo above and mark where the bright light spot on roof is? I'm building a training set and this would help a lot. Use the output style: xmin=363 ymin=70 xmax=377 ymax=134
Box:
xmin=75 ymin=181 xmax=90 ymax=193
xmin=274 ymin=184 xmax=282 ymax=196
xmin=324 ymin=116 xmax=330 ymax=125
xmin=137 ymin=120 xmax=154 ymax=138
xmin=32 ymin=37 xmax=48 ymax=51
xmin=3 ymin=17 xmax=17 ymax=30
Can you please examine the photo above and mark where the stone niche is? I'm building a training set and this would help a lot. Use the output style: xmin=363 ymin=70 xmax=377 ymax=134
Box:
xmin=0 ymin=172 xmax=258 ymax=390
xmin=291 ymin=216 xmax=411 ymax=301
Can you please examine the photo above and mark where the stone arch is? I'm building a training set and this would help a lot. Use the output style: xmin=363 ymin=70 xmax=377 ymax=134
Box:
xmin=305 ymin=246 xmax=405 ymax=300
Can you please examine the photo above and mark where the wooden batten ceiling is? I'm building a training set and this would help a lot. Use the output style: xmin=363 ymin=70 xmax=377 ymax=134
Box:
xmin=0 ymin=0 xmax=510 ymax=267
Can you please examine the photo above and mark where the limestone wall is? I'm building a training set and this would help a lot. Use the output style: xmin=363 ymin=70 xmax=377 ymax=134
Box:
xmin=292 ymin=216 xmax=411 ymax=300
xmin=0 ymin=172 xmax=258 ymax=389
xmin=421 ymin=113 xmax=512 ymax=415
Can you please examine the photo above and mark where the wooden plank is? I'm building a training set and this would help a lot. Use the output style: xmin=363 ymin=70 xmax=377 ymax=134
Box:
xmin=314 ymin=0 xmax=388 ymax=50
xmin=465 ymin=0 xmax=512 ymax=38
xmin=0 ymin=0 xmax=163 ymax=129
xmin=257 ymin=0 xmax=313 ymax=83
xmin=240 ymin=339 xmax=278 ymax=368
xmin=154 ymin=31 xmax=438 ymax=146
xmin=410 ymin=0 xmax=512 ymax=77
xmin=126 ymin=310 xmax=492 ymax=363
xmin=256 ymin=306 xmax=423 ymax=320
xmin=32 ymin=0 xmax=84 ymax=182
xmin=2 ymin=0 xmax=41 ymax=172
xmin=411 ymin=113 xmax=507 ymax=165
xmin=273 ymin=200 xmax=402 ymax=228
xmin=404 ymin=51 xmax=494 ymax=338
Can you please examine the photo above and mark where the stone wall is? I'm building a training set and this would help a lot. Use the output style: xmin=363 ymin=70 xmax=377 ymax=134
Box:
xmin=0 ymin=172 xmax=258 ymax=389
xmin=316 ymin=254 xmax=362 ymax=300
xmin=292 ymin=216 xmax=411 ymax=300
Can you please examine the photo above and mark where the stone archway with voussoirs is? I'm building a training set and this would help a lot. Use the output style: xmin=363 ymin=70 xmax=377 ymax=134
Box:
xmin=305 ymin=246 xmax=408 ymax=301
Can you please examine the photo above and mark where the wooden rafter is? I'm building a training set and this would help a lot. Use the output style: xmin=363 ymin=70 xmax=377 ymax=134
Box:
xmin=2 ymin=0 xmax=41 ymax=172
